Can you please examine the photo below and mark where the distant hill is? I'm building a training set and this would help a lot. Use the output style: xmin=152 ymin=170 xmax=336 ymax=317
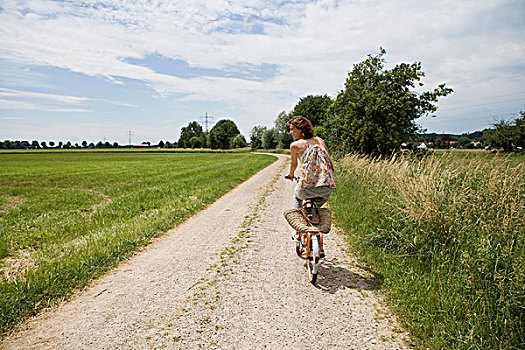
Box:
xmin=414 ymin=129 xmax=488 ymax=142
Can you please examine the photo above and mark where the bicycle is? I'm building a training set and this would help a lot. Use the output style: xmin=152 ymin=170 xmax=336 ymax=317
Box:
xmin=284 ymin=176 xmax=330 ymax=285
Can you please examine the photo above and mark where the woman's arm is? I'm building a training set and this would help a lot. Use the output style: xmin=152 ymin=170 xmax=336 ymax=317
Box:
xmin=287 ymin=141 xmax=299 ymax=179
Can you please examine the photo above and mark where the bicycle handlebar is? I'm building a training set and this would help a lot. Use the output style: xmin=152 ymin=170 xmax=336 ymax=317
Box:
xmin=285 ymin=175 xmax=300 ymax=181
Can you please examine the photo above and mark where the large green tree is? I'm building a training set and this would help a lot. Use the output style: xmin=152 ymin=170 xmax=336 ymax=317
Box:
xmin=262 ymin=128 xmax=278 ymax=149
xmin=274 ymin=111 xmax=293 ymax=149
xmin=292 ymin=95 xmax=332 ymax=139
xmin=209 ymin=119 xmax=241 ymax=149
xmin=325 ymin=48 xmax=453 ymax=156
xmin=293 ymin=95 xmax=332 ymax=126
xmin=178 ymin=121 xmax=206 ymax=148
xmin=249 ymin=125 xmax=266 ymax=150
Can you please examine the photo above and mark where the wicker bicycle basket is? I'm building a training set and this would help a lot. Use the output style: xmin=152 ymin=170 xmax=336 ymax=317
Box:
xmin=283 ymin=208 xmax=332 ymax=233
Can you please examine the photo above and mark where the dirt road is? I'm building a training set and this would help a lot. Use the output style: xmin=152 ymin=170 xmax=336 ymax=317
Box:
xmin=1 ymin=154 xmax=410 ymax=349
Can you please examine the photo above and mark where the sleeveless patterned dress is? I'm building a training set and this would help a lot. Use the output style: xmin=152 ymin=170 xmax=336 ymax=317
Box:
xmin=299 ymin=140 xmax=336 ymax=189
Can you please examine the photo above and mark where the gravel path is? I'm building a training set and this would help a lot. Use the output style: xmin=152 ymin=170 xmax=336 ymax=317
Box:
xmin=1 ymin=154 xmax=411 ymax=350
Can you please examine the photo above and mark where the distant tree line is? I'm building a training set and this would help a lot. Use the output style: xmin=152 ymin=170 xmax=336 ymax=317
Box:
xmin=1 ymin=118 xmax=250 ymax=151
xmin=0 ymin=140 xmax=121 ymax=150
xmin=411 ymin=111 xmax=524 ymax=151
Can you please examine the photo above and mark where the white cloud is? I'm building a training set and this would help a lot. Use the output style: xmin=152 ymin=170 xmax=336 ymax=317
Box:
xmin=0 ymin=88 xmax=93 ymax=103
xmin=1 ymin=116 xmax=22 ymax=120
xmin=0 ymin=98 xmax=91 ymax=112
xmin=0 ymin=0 xmax=523 ymax=135
xmin=0 ymin=87 xmax=138 ymax=111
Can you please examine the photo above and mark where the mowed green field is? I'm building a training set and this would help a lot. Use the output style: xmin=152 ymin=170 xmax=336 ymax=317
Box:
xmin=0 ymin=150 xmax=276 ymax=335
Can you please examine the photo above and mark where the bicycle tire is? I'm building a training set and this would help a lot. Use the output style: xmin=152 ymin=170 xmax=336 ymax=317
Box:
xmin=296 ymin=244 xmax=304 ymax=258
xmin=306 ymin=258 xmax=318 ymax=284
xmin=306 ymin=234 xmax=319 ymax=284
xmin=295 ymin=234 xmax=306 ymax=259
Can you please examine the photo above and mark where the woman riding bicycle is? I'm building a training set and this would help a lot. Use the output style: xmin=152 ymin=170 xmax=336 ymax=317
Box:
xmin=285 ymin=116 xmax=336 ymax=211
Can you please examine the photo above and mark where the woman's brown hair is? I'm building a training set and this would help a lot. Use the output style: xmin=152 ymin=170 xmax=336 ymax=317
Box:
xmin=287 ymin=116 xmax=314 ymax=139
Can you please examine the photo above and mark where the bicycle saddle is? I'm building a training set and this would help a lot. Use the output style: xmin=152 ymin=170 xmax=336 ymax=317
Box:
xmin=303 ymin=200 xmax=321 ymax=225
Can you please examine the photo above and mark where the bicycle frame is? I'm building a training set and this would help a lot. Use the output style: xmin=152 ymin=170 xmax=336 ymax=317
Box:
xmin=302 ymin=231 xmax=323 ymax=263
xmin=286 ymin=175 xmax=327 ymax=284
xmin=296 ymin=198 xmax=324 ymax=284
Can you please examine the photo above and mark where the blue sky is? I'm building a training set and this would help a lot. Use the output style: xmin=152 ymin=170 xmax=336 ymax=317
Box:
xmin=1 ymin=0 xmax=524 ymax=145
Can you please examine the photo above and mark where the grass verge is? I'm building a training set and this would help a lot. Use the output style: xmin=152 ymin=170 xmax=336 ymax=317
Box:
xmin=332 ymin=152 xmax=524 ymax=349
xmin=0 ymin=151 xmax=276 ymax=336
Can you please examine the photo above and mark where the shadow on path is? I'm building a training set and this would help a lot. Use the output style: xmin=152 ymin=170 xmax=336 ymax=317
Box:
xmin=313 ymin=257 xmax=383 ymax=294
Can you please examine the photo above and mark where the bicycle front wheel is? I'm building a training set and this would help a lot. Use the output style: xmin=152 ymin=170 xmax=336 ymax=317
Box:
xmin=296 ymin=233 xmax=306 ymax=259
xmin=296 ymin=244 xmax=304 ymax=258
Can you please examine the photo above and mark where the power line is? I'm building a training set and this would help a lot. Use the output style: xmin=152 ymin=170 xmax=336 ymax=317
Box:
xmin=126 ymin=129 xmax=135 ymax=146
xmin=200 ymin=112 xmax=214 ymax=133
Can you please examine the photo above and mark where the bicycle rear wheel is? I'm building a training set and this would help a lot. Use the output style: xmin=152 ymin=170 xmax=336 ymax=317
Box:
xmin=306 ymin=234 xmax=320 ymax=284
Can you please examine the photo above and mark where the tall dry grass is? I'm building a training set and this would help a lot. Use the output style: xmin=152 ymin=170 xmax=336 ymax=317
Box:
xmin=333 ymin=152 xmax=524 ymax=349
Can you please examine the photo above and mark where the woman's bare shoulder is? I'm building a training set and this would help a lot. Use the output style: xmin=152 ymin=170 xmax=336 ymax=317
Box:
xmin=291 ymin=139 xmax=307 ymax=154
xmin=291 ymin=139 xmax=306 ymax=147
